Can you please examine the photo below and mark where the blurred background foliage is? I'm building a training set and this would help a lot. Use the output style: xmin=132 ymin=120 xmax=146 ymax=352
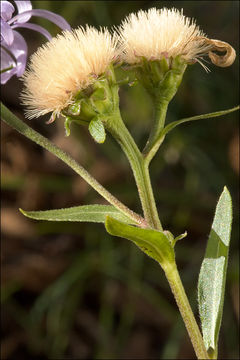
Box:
xmin=1 ymin=1 xmax=239 ymax=359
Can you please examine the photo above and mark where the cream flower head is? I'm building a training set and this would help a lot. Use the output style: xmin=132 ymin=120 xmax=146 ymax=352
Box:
xmin=118 ymin=7 xmax=236 ymax=69
xmin=21 ymin=26 xmax=118 ymax=119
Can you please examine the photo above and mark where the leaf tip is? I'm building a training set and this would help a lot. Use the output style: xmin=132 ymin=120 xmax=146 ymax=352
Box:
xmin=223 ymin=185 xmax=230 ymax=195
xmin=19 ymin=208 xmax=26 ymax=216
xmin=221 ymin=186 xmax=232 ymax=205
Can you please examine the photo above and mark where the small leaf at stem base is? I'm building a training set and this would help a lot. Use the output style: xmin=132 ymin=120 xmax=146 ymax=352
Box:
xmin=105 ymin=216 xmax=175 ymax=269
xmin=89 ymin=117 xmax=106 ymax=143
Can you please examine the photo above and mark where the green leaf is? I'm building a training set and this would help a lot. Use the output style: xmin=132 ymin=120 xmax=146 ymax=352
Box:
xmin=20 ymin=205 xmax=136 ymax=225
xmin=161 ymin=105 xmax=239 ymax=138
xmin=198 ymin=186 xmax=232 ymax=358
xmin=89 ymin=117 xmax=106 ymax=143
xmin=105 ymin=216 xmax=175 ymax=269
xmin=1 ymin=103 xmax=142 ymax=225
xmin=173 ymin=231 xmax=187 ymax=246
xmin=64 ymin=117 xmax=72 ymax=136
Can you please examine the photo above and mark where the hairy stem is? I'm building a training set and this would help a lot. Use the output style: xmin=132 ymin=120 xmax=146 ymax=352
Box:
xmin=164 ymin=261 xmax=209 ymax=359
xmin=106 ymin=110 xmax=162 ymax=230
xmin=1 ymin=102 xmax=145 ymax=226
xmin=143 ymin=99 xmax=169 ymax=164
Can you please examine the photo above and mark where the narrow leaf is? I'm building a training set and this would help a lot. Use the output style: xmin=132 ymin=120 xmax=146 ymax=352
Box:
xmin=1 ymin=103 xmax=142 ymax=225
xmin=20 ymin=205 xmax=136 ymax=225
xmin=89 ymin=118 xmax=106 ymax=143
xmin=198 ymin=186 xmax=232 ymax=356
xmin=105 ymin=216 xmax=175 ymax=269
xmin=161 ymin=105 xmax=239 ymax=138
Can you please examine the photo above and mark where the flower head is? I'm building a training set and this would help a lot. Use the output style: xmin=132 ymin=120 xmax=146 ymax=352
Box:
xmin=21 ymin=26 xmax=118 ymax=119
xmin=1 ymin=0 xmax=70 ymax=84
xmin=118 ymin=7 xmax=236 ymax=69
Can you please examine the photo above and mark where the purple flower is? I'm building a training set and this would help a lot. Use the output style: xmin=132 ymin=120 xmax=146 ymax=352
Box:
xmin=1 ymin=0 xmax=71 ymax=84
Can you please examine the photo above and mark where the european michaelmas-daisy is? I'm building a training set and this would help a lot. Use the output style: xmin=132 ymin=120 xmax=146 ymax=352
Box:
xmin=21 ymin=7 xmax=236 ymax=122
xmin=118 ymin=7 xmax=236 ymax=69
xmin=21 ymin=26 xmax=118 ymax=120
xmin=0 ymin=0 xmax=70 ymax=84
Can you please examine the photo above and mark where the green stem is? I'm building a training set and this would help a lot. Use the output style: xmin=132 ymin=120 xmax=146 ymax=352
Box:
xmin=164 ymin=261 xmax=209 ymax=359
xmin=1 ymin=102 xmax=145 ymax=227
xmin=106 ymin=110 xmax=162 ymax=230
xmin=208 ymin=348 xmax=217 ymax=359
xmin=143 ymin=99 xmax=168 ymax=165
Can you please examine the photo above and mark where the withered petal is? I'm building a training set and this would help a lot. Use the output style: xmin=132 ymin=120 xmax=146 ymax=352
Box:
xmin=196 ymin=37 xmax=236 ymax=67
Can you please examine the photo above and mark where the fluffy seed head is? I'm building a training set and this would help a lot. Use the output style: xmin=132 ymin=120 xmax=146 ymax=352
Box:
xmin=21 ymin=26 xmax=118 ymax=119
xmin=118 ymin=7 xmax=236 ymax=68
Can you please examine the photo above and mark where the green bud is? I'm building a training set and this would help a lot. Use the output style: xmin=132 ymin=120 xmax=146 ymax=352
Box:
xmin=67 ymin=100 xmax=82 ymax=116
xmin=134 ymin=55 xmax=187 ymax=102
xmin=60 ymin=65 xmax=119 ymax=140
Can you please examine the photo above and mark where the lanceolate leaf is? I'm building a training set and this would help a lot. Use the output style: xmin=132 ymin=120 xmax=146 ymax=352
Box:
xmin=105 ymin=216 xmax=175 ymax=269
xmin=198 ymin=187 xmax=232 ymax=357
xmin=160 ymin=105 xmax=239 ymax=138
xmin=20 ymin=205 xmax=136 ymax=225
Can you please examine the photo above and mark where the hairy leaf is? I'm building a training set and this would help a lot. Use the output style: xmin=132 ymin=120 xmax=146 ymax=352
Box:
xmin=198 ymin=187 xmax=232 ymax=357
xmin=89 ymin=117 xmax=106 ymax=143
xmin=20 ymin=205 xmax=136 ymax=224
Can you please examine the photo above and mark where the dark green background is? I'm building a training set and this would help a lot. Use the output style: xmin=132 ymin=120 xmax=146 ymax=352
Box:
xmin=1 ymin=1 xmax=239 ymax=359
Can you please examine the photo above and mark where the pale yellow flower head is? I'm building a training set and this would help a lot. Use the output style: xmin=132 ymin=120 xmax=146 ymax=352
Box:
xmin=21 ymin=26 xmax=118 ymax=119
xmin=119 ymin=7 xmax=236 ymax=68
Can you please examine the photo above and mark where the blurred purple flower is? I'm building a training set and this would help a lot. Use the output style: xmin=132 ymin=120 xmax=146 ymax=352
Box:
xmin=1 ymin=0 xmax=71 ymax=84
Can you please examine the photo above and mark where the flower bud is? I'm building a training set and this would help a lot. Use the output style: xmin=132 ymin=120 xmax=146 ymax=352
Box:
xmin=21 ymin=26 xmax=119 ymax=142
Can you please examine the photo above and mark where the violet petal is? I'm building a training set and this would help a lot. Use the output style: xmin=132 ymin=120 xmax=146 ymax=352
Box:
xmin=1 ymin=1 xmax=15 ymax=21
xmin=1 ymin=18 xmax=14 ymax=45
xmin=1 ymin=30 xmax=28 ymax=79
xmin=12 ymin=22 xmax=52 ymax=40
xmin=14 ymin=0 xmax=32 ymax=23
xmin=10 ymin=30 xmax=28 ymax=76
xmin=9 ymin=9 xmax=71 ymax=31
xmin=1 ymin=47 xmax=17 ymax=84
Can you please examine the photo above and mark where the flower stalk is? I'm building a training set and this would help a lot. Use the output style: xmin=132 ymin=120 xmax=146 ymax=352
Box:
xmin=164 ymin=261 xmax=209 ymax=359
xmin=143 ymin=99 xmax=169 ymax=164
xmin=0 ymin=102 xmax=146 ymax=227
xmin=2 ymin=5 xmax=238 ymax=359
xmin=105 ymin=109 xmax=162 ymax=230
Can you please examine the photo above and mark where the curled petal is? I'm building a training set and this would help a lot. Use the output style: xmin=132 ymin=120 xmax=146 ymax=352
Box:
xmin=196 ymin=36 xmax=236 ymax=67
xmin=12 ymin=22 xmax=52 ymax=40
xmin=1 ymin=1 xmax=15 ymax=21
xmin=9 ymin=9 xmax=71 ymax=31
xmin=1 ymin=30 xmax=27 ymax=82
xmin=10 ymin=30 xmax=28 ymax=76
xmin=14 ymin=0 xmax=32 ymax=23
xmin=208 ymin=39 xmax=236 ymax=67
xmin=1 ymin=18 xmax=14 ymax=45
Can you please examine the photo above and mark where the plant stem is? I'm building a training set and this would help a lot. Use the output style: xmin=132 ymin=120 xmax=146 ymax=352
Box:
xmin=106 ymin=100 xmax=209 ymax=359
xmin=1 ymin=102 xmax=145 ymax=227
xmin=106 ymin=111 xmax=162 ymax=230
xmin=143 ymin=99 xmax=169 ymax=165
xmin=164 ymin=261 xmax=209 ymax=359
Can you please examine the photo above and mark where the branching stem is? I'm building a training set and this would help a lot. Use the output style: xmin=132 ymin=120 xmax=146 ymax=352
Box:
xmin=1 ymin=102 xmax=145 ymax=227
